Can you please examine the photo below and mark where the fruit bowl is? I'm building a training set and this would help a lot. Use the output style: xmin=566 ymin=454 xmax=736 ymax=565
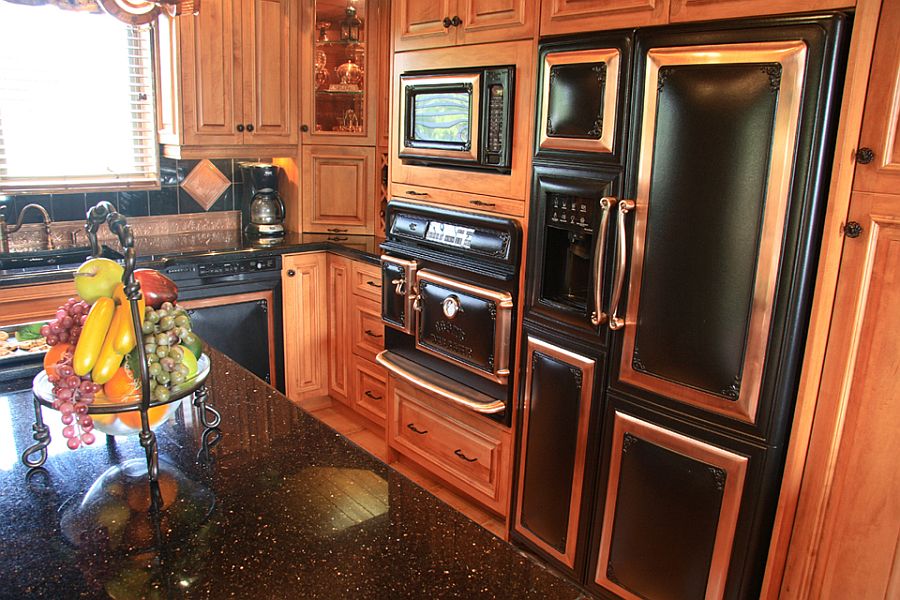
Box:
xmin=32 ymin=353 xmax=210 ymax=436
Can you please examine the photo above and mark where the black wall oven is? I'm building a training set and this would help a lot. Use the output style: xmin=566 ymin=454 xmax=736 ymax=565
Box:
xmin=377 ymin=201 xmax=521 ymax=425
xmin=160 ymin=253 xmax=284 ymax=393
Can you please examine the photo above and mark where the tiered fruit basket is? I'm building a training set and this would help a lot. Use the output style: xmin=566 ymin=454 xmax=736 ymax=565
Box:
xmin=20 ymin=201 xmax=220 ymax=485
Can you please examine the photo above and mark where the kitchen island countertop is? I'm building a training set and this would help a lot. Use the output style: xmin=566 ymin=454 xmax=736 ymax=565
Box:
xmin=0 ymin=349 xmax=586 ymax=599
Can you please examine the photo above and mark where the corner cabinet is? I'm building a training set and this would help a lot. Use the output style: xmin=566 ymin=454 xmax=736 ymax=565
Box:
xmin=282 ymin=253 xmax=328 ymax=400
xmin=155 ymin=0 xmax=298 ymax=159
xmin=301 ymin=145 xmax=375 ymax=234
xmin=394 ymin=0 xmax=536 ymax=52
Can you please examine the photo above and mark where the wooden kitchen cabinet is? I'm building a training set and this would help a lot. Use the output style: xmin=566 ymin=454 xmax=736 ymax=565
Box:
xmin=0 ymin=280 xmax=77 ymax=327
xmin=668 ymin=0 xmax=851 ymax=23
xmin=539 ymin=0 xmax=669 ymax=36
xmin=282 ymin=252 xmax=328 ymax=400
xmin=301 ymin=145 xmax=375 ymax=234
xmin=394 ymin=0 xmax=536 ymax=52
xmin=326 ymin=254 xmax=352 ymax=403
xmin=155 ymin=0 xmax=298 ymax=159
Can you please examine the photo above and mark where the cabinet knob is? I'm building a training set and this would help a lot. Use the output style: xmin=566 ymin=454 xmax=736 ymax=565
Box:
xmin=246 ymin=123 xmax=254 ymax=132
xmin=236 ymin=124 xmax=245 ymax=132
xmin=286 ymin=269 xmax=296 ymax=277
xmin=451 ymin=15 xmax=462 ymax=27
xmin=442 ymin=16 xmax=452 ymax=28
xmin=855 ymin=147 xmax=875 ymax=164
xmin=300 ymin=124 xmax=309 ymax=132
xmin=844 ymin=221 xmax=863 ymax=238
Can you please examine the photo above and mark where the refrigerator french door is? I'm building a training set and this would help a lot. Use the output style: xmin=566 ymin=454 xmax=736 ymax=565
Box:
xmin=513 ymin=13 xmax=850 ymax=600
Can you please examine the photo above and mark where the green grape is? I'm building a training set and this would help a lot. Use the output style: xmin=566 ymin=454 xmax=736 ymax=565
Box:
xmin=148 ymin=362 xmax=161 ymax=377
xmin=155 ymin=371 xmax=170 ymax=386
xmin=147 ymin=353 xmax=159 ymax=364
xmin=175 ymin=363 xmax=189 ymax=377
xmin=170 ymin=371 xmax=185 ymax=385
xmin=155 ymin=309 xmax=168 ymax=319
xmin=160 ymin=357 xmax=176 ymax=372
xmin=156 ymin=346 xmax=169 ymax=358
xmin=141 ymin=320 xmax=154 ymax=335
xmin=159 ymin=316 xmax=175 ymax=331
xmin=144 ymin=343 xmax=156 ymax=355
xmin=161 ymin=302 xmax=175 ymax=312
xmin=155 ymin=333 xmax=169 ymax=346
xmin=149 ymin=379 xmax=157 ymax=391
xmin=168 ymin=346 xmax=184 ymax=360
xmin=174 ymin=315 xmax=190 ymax=328
xmin=147 ymin=310 xmax=160 ymax=324
xmin=153 ymin=386 xmax=170 ymax=403
xmin=181 ymin=332 xmax=197 ymax=346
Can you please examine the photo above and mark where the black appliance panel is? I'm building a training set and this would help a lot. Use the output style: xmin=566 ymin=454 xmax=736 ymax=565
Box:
xmin=186 ymin=300 xmax=271 ymax=384
xmin=547 ymin=62 xmax=607 ymax=139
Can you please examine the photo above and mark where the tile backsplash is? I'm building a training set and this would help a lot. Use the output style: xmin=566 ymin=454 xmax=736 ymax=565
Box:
xmin=1 ymin=156 xmax=268 ymax=225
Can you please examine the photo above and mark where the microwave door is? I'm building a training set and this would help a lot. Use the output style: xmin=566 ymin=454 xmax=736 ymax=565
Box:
xmin=400 ymin=73 xmax=481 ymax=163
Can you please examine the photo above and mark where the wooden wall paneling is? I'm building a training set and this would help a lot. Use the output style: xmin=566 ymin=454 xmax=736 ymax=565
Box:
xmin=761 ymin=1 xmax=884 ymax=596
xmin=455 ymin=0 xmax=535 ymax=46
xmin=301 ymin=145 xmax=375 ymax=234
xmin=539 ymin=0 xmax=669 ymax=36
xmin=242 ymin=0 xmax=298 ymax=145
xmin=392 ymin=0 xmax=456 ymax=52
xmin=282 ymin=252 xmax=328 ymax=400
xmin=669 ymin=0 xmax=854 ymax=23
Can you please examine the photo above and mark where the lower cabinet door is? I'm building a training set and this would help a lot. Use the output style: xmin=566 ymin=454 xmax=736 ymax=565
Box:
xmin=512 ymin=334 xmax=600 ymax=573
xmin=591 ymin=408 xmax=749 ymax=600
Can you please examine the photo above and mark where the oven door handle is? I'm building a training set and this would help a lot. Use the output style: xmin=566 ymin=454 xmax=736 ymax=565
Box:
xmin=609 ymin=199 xmax=635 ymax=331
xmin=375 ymin=350 xmax=506 ymax=415
xmin=590 ymin=197 xmax=613 ymax=327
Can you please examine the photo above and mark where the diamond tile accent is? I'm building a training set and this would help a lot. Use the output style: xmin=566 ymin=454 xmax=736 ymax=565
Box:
xmin=180 ymin=159 xmax=231 ymax=211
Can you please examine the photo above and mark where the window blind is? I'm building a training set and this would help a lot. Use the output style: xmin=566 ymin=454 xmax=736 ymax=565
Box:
xmin=0 ymin=3 xmax=159 ymax=194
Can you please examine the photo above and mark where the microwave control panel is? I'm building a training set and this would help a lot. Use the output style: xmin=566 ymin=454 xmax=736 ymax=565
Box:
xmin=482 ymin=68 xmax=513 ymax=167
xmin=547 ymin=192 xmax=596 ymax=233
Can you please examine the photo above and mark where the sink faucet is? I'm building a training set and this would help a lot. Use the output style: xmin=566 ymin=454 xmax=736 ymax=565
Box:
xmin=0 ymin=203 xmax=53 ymax=253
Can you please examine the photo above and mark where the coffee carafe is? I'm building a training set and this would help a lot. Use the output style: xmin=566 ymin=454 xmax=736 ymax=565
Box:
xmin=239 ymin=162 xmax=286 ymax=238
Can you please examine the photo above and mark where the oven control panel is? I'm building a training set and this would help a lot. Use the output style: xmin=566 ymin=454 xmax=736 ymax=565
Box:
xmin=547 ymin=192 xmax=595 ymax=233
xmin=197 ymin=257 xmax=278 ymax=277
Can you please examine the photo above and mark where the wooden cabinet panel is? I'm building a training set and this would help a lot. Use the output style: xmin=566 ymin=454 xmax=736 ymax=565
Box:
xmin=350 ymin=296 xmax=384 ymax=362
xmin=391 ymin=183 xmax=526 ymax=217
xmin=853 ymin=0 xmax=900 ymax=195
xmin=393 ymin=0 xmax=456 ymax=51
xmin=0 ymin=280 xmax=77 ymax=327
xmin=782 ymin=192 xmax=900 ymax=598
xmin=282 ymin=253 xmax=328 ymax=400
xmin=540 ymin=0 xmax=668 ymax=36
xmin=388 ymin=376 xmax=511 ymax=514
xmin=669 ymin=0 xmax=851 ymax=23
xmin=179 ymin=0 xmax=243 ymax=145
xmin=242 ymin=0 xmax=298 ymax=145
xmin=456 ymin=0 xmax=535 ymax=46
xmin=350 ymin=260 xmax=383 ymax=302
xmin=302 ymin=145 xmax=375 ymax=234
xmin=352 ymin=355 xmax=387 ymax=426
xmin=327 ymin=254 xmax=351 ymax=403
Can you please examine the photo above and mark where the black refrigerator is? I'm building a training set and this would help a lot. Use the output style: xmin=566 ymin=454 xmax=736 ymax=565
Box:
xmin=512 ymin=13 xmax=849 ymax=600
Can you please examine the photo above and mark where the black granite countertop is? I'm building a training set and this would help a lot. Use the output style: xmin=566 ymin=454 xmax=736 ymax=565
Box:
xmin=0 ymin=349 xmax=586 ymax=599
xmin=0 ymin=233 xmax=382 ymax=288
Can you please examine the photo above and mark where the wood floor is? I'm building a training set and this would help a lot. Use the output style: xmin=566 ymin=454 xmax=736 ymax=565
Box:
xmin=295 ymin=395 xmax=507 ymax=540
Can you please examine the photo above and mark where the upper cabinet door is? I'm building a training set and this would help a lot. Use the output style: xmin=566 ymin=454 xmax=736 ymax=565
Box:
xmin=540 ymin=0 xmax=669 ymax=36
xmin=853 ymin=0 xmax=900 ymax=194
xmin=393 ymin=0 xmax=456 ymax=52
xmin=669 ymin=0 xmax=851 ymax=23
xmin=179 ymin=0 xmax=243 ymax=145
xmin=242 ymin=0 xmax=297 ymax=145
xmin=301 ymin=0 xmax=378 ymax=145
xmin=454 ymin=0 xmax=535 ymax=46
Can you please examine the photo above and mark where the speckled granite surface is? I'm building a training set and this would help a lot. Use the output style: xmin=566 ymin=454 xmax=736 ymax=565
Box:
xmin=0 ymin=349 xmax=587 ymax=599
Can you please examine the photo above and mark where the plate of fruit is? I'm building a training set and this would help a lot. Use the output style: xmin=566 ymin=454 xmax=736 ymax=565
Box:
xmin=33 ymin=258 xmax=210 ymax=447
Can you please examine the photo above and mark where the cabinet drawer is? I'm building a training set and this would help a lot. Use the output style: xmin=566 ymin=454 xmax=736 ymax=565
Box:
xmin=351 ymin=260 xmax=383 ymax=302
xmin=352 ymin=355 xmax=387 ymax=426
xmin=351 ymin=297 xmax=384 ymax=361
xmin=391 ymin=183 xmax=526 ymax=218
xmin=388 ymin=377 xmax=510 ymax=514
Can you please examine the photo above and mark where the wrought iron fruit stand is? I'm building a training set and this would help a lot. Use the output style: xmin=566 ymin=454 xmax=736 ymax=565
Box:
xmin=20 ymin=201 xmax=221 ymax=489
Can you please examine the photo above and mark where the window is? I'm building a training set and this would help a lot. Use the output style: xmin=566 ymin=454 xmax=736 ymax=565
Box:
xmin=0 ymin=2 xmax=159 ymax=193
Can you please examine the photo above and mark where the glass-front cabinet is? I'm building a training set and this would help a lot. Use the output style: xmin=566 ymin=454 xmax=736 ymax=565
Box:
xmin=301 ymin=0 xmax=378 ymax=145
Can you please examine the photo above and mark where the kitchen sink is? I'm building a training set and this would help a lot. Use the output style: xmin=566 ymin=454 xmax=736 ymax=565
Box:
xmin=0 ymin=245 xmax=123 ymax=272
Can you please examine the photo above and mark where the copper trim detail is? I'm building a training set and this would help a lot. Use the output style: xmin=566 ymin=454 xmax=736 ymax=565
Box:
xmin=413 ymin=270 xmax=514 ymax=385
xmin=590 ymin=197 xmax=613 ymax=326
xmin=399 ymin=73 xmax=481 ymax=163
xmin=609 ymin=199 xmax=635 ymax=330
xmin=594 ymin=411 xmax=748 ymax=600
xmin=376 ymin=350 xmax=506 ymax=414
xmin=619 ymin=40 xmax=808 ymax=423
xmin=539 ymin=48 xmax=620 ymax=154
xmin=514 ymin=336 xmax=595 ymax=569
xmin=380 ymin=255 xmax=417 ymax=334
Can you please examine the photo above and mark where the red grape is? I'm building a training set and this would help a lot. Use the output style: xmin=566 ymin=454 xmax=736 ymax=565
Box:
xmin=40 ymin=324 xmax=50 ymax=337
xmin=61 ymin=413 xmax=74 ymax=425
xmin=46 ymin=334 xmax=59 ymax=346
xmin=80 ymin=432 xmax=95 ymax=446
xmin=66 ymin=437 xmax=80 ymax=450
xmin=62 ymin=424 xmax=75 ymax=438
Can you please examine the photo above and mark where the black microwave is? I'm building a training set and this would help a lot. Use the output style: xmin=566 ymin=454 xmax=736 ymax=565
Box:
xmin=399 ymin=66 xmax=514 ymax=173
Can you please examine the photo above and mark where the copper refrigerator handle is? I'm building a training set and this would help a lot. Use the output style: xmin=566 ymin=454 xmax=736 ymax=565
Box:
xmin=609 ymin=199 xmax=635 ymax=331
xmin=590 ymin=197 xmax=613 ymax=326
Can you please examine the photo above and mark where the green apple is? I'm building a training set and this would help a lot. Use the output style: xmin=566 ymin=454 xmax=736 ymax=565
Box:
xmin=74 ymin=258 xmax=124 ymax=304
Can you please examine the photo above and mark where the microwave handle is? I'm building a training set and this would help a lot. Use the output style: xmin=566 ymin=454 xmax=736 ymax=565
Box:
xmin=590 ymin=197 xmax=613 ymax=327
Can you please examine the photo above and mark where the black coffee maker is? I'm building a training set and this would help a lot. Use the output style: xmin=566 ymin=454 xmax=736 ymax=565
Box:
xmin=239 ymin=162 xmax=285 ymax=238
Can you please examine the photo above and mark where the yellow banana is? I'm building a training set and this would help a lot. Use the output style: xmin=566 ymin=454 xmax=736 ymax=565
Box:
xmin=111 ymin=283 xmax=145 ymax=355
xmin=91 ymin=323 xmax=124 ymax=385
xmin=73 ymin=297 xmax=115 ymax=376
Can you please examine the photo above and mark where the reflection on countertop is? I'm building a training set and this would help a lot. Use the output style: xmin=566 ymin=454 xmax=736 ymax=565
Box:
xmin=0 ymin=349 xmax=586 ymax=599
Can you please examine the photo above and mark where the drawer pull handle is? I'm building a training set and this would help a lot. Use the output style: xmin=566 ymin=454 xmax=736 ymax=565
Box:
xmin=405 ymin=190 xmax=430 ymax=197
xmin=407 ymin=423 xmax=428 ymax=435
xmin=364 ymin=390 xmax=382 ymax=400
xmin=470 ymin=200 xmax=495 ymax=208
xmin=365 ymin=280 xmax=381 ymax=288
xmin=454 ymin=449 xmax=478 ymax=463
xmin=327 ymin=228 xmax=348 ymax=233
xmin=364 ymin=329 xmax=383 ymax=339
xmin=328 ymin=236 xmax=349 ymax=241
